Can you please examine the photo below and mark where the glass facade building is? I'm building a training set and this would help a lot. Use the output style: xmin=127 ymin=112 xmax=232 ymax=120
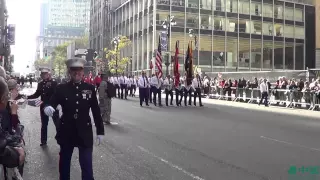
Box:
xmin=111 ymin=0 xmax=315 ymax=74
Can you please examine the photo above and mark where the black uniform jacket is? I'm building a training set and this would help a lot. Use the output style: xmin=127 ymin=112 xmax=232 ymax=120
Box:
xmin=28 ymin=79 xmax=58 ymax=105
xmin=48 ymin=81 xmax=104 ymax=148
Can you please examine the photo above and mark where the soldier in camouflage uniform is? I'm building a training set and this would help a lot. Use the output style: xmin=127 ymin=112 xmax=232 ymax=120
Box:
xmin=98 ymin=72 xmax=112 ymax=125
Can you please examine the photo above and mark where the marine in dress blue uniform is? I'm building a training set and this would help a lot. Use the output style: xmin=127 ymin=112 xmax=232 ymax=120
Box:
xmin=43 ymin=58 xmax=104 ymax=180
xmin=27 ymin=67 xmax=59 ymax=146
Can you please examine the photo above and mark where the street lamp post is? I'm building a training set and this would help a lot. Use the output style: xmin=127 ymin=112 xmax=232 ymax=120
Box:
xmin=162 ymin=15 xmax=176 ymax=76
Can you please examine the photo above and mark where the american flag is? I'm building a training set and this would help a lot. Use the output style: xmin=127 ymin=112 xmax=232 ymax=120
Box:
xmin=155 ymin=36 xmax=163 ymax=78
xmin=28 ymin=99 xmax=43 ymax=107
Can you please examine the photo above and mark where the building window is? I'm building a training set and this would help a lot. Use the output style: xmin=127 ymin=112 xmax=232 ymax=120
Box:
xmin=263 ymin=3 xmax=273 ymax=18
xmin=274 ymin=4 xmax=284 ymax=19
xmin=295 ymin=7 xmax=303 ymax=22
xmin=285 ymin=7 xmax=294 ymax=21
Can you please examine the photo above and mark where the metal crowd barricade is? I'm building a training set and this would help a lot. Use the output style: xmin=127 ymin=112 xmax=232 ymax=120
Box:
xmin=209 ymin=86 xmax=320 ymax=111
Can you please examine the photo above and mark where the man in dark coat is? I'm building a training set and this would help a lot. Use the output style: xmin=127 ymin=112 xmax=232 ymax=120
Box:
xmin=43 ymin=57 xmax=104 ymax=180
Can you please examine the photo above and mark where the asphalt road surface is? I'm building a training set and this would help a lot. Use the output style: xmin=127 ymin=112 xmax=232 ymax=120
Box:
xmin=21 ymin=85 xmax=320 ymax=180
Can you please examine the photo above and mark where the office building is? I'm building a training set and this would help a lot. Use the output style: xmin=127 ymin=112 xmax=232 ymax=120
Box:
xmin=89 ymin=0 xmax=126 ymax=56
xmin=37 ymin=0 xmax=90 ymax=59
xmin=0 ymin=0 xmax=10 ymax=70
xmin=110 ymin=0 xmax=315 ymax=74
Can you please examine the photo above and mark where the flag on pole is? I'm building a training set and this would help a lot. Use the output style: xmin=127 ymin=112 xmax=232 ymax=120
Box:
xmin=174 ymin=41 xmax=180 ymax=87
xmin=184 ymin=42 xmax=193 ymax=86
xmin=27 ymin=99 xmax=43 ymax=107
xmin=155 ymin=36 xmax=163 ymax=78
xmin=150 ymin=59 xmax=153 ymax=69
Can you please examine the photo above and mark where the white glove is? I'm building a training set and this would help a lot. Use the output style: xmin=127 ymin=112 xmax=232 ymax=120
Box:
xmin=96 ymin=135 xmax=103 ymax=146
xmin=44 ymin=106 xmax=55 ymax=117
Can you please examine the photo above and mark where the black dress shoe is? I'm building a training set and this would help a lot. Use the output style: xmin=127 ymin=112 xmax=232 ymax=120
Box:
xmin=40 ymin=143 xmax=47 ymax=146
xmin=200 ymin=104 xmax=204 ymax=107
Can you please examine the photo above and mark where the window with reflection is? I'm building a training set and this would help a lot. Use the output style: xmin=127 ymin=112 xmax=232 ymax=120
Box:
xmin=212 ymin=36 xmax=226 ymax=68
xmin=295 ymin=7 xmax=303 ymax=22
xmin=285 ymin=7 xmax=294 ymax=21
xmin=186 ymin=13 xmax=198 ymax=28
xmin=171 ymin=12 xmax=185 ymax=28
xmin=149 ymin=14 xmax=153 ymax=26
xmin=284 ymin=25 xmax=294 ymax=38
xmin=239 ymin=38 xmax=250 ymax=69
xmin=214 ymin=17 xmax=225 ymax=31
xmin=251 ymin=39 xmax=262 ymax=70
xmin=215 ymin=0 xmax=225 ymax=11
xmin=145 ymin=0 xmax=148 ymax=8
xmin=134 ymin=19 xmax=138 ymax=33
xmin=273 ymin=41 xmax=283 ymax=69
xmin=144 ymin=14 xmax=148 ymax=28
xmin=200 ymin=0 xmax=212 ymax=10
xmin=187 ymin=0 xmax=199 ymax=8
xmin=262 ymin=21 xmax=273 ymax=36
xmin=134 ymin=1 xmax=138 ymax=14
xmin=263 ymin=41 xmax=273 ymax=70
xmin=139 ymin=0 xmax=143 ymax=12
xmin=200 ymin=15 xmax=212 ymax=29
xmin=226 ymin=36 xmax=238 ymax=70
xmin=263 ymin=3 xmax=273 ymax=18
xmin=171 ymin=0 xmax=184 ymax=6
xmin=143 ymin=36 xmax=147 ymax=69
xmin=139 ymin=18 xmax=142 ymax=30
xmin=274 ymin=23 xmax=283 ymax=37
xmin=129 ymin=5 xmax=132 ymax=18
xmin=199 ymin=33 xmax=212 ymax=68
xmin=295 ymin=42 xmax=304 ymax=70
xmin=274 ymin=3 xmax=283 ymax=19
xmin=239 ymin=19 xmax=247 ymax=33
xmin=227 ymin=18 xmax=237 ymax=32
xmin=157 ymin=0 xmax=170 ymax=5
xmin=295 ymin=26 xmax=304 ymax=39
xmin=250 ymin=1 xmax=261 ymax=16
xmin=238 ymin=0 xmax=250 ymax=15
xmin=226 ymin=0 xmax=238 ymax=13
xmin=252 ymin=21 xmax=262 ymax=34
xmin=285 ymin=42 xmax=294 ymax=69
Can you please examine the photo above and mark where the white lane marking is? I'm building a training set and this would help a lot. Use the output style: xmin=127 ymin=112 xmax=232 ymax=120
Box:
xmin=110 ymin=122 xmax=119 ymax=125
xmin=260 ymin=136 xmax=320 ymax=152
xmin=137 ymin=146 xmax=205 ymax=180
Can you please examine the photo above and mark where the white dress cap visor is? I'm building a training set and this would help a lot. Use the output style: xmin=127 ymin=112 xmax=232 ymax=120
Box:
xmin=66 ymin=57 xmax=87 ymax=68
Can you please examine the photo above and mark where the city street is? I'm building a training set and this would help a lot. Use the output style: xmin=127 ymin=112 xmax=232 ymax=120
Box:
xmin=21 ymin=85 xmax=320 ymax=180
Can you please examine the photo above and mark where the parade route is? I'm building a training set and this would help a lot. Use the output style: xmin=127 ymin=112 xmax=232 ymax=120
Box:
xmin=21 ymin=86 xmax=320 ymax=180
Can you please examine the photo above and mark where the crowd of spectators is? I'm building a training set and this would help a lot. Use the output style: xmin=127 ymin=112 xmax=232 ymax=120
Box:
xmin=200 ymin=75 xmax=320 ymax=110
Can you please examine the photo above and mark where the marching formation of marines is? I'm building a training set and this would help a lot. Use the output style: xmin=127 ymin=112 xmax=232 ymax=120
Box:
xmin=105 ymin=71 xmax=204 ymax=107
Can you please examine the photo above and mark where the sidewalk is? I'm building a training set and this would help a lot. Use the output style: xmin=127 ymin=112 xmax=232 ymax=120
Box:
xmin=132 ymin=89 xmax=319 ymax=118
